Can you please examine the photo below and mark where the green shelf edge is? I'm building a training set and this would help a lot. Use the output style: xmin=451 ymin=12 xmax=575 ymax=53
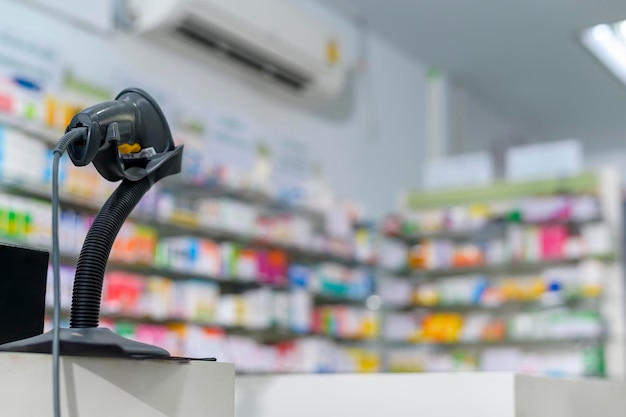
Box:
xmin=405 ymin=172 xmax=598 ymax=210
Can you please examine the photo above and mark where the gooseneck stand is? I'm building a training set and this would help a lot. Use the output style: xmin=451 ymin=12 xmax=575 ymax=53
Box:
xmin=0 ymin=178 xmax=169 ymax=358
xmin=71 ymin=178 xmax=151 ymax=328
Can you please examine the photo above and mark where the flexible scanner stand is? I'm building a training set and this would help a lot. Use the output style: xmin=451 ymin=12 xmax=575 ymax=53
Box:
xmin=0 ymin=88 xmax=183 ymax=358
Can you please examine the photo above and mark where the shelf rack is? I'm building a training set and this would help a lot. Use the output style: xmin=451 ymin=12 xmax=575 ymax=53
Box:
xmin=386 ymin=295 xmax=601 ymax=313
xmin=382 ymin=254 xmax=615 ymax=281
xmin=0 ymin=113 xmax=60 ymax=146
xmin=45 ymin=308 xmax=375 ymax=345
xmin=0 ymin=116 xmax=381 ymax=360
xmin=161 ymin=181 xmax=326 ymax=223
xmin=387 ymin=170 xmax=626 ymax=378
xmin=384 ymin=336 xmax=604 ymax=349
xmin=0 ymin=176 xmax=369 ymax=267
xmin=391 ymin=219 xmax=603 ymax=244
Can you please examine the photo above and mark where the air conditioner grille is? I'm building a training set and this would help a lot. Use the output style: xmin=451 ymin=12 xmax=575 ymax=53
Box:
xmin=175 ymin=18 xmax=311 ymax=91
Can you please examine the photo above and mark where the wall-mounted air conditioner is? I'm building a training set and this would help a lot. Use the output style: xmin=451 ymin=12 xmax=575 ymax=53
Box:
xmin=123 ymin=0 xmax=347 ymax=100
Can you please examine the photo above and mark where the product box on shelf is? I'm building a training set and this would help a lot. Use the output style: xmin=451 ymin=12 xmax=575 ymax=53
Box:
xmin=0 ymin=127 xmax=48 ymax=184
xmin=383 ymin=308 xmax=603 ymax=345
xmin=377 ymin=259 xmax=605 ymax=310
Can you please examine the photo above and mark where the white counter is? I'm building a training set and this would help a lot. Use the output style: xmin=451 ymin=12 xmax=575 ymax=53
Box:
xmin=0 ymin=353 xmax=235 ymax=417
xmin=236 ymin=373 xmax=626 ymax=417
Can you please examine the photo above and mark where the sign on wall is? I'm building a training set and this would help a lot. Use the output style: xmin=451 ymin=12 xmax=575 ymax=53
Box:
xmin=24 ymin=0 xmax=114 ymax=34
xmin=0 ymin=24 xmax=62 ymax=88
xmin=206 ymin=109 xmax=257 ymax=174
xmin=423 ymin=152 xmax=494 ymax=190
xmin=506 ymin=139 xmax=583 ymax=181
xmin=271 ymin=133 xmax=313 ymax=198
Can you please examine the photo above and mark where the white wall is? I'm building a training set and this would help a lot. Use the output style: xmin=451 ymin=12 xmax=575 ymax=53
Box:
xmin=352 ymin=34 xmax=427 ymax=213
xmin=0 ymin=0 xmax=428 ymax=218
xmin=447 ymin=82 xmax=532 ymax=157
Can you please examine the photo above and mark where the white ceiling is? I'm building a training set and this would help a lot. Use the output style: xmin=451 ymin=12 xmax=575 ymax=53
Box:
xmin=327 ymin=0 xmax=626 ymax=147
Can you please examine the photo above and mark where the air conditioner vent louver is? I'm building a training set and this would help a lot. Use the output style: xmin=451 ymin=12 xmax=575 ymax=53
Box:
xmin=175 ymin=18 xmax=311 ymax=91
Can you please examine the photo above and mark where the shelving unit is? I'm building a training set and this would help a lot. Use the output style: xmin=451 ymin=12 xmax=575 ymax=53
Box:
xmin=313 ymin=293 xmax=369 ymax=305
xmin=0 ymin=114 xmax=382 ymax=374
xmin=406 ymin=256 xmax=614 ymax=278
xmin=162 ymin=181 xmax=326 ymax=222
xmin=386 ymin=294 xmax=601 ymax=313
xmin=44 ymin=307 xmax=375 ymax=345
xmin=392 ymin=217 xmax=604 ymax=243
xmin=384 ymin=336 xmax=604 ymax=349
xmin=0 ymin=172 xmax=366 ymax=267
xmin=8 ymin=110 xmax=621 ymax=377
xmin=380 ymin=170 xmax=626 ymax=379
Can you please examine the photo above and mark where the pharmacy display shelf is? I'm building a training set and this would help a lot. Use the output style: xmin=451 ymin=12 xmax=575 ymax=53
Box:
xmin=161 ymin=180 xmax=326 ymax=223
xmin=389 ymin=228 xmax=485 ymax=242
xmin=0 ymin=177 xmax=372 ymax=267
xmin=208 ymin=327 xmax=378 ymax=345
xmin=313 ymin=292 xmax=370 ymax=306
xmin=390 ymin=216 xmax=604 ymax=243
xmin=0 ymin=113 xmax=380 ymax=372
xmin=384 ymin=336 xmax=604 ymax=349
xmin=48 ymin=308 xmax=301 ymax=342
xmin=45 ymin=308 xmax=378 ymax=345
xmin=0 ymin=113 xmax=60 ymax=146
xmin=402 ymin=173 xmax=599 ymax=210
xmin=385 ymin=294 xmax=601 ymax=313
xmin=385 ymin=254 xmax=616 ymax=279
xmin=0 ymin=115 xmax=325 ymax=221
xmin=388 ymin=170 xmax=626 ymax=379
xmin=54 ymin=251 xmax=290 ymax=291
xmin=156 ymin=213 xmax=370 ymax=267
xmin=0 ymin=117 xmax=371 ymax=266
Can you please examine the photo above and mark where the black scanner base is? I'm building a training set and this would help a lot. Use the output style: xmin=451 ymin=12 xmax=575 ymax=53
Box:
xmin=0 ymin=327 xmax=170 ymax=359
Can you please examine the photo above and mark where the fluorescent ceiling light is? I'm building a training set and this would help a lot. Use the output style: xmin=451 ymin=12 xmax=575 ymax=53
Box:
xmin=582 ymin=21 xmax=626 ymax=85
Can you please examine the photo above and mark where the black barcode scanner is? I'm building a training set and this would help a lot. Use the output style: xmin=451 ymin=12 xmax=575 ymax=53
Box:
xmin=66 ymin=88 xmax=182 ymax=184
xmin=0 ymin=88 xmax=184 ymax=358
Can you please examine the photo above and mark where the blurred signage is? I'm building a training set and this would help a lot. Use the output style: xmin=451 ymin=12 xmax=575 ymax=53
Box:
xmin=423 ymin=152 xmax=493 ymax=190
xmin=506 ymin=140 xmax=583 ymax=181
xmin=0 ymin=24 xmax=61 ymax=88
xmin=207 ymin=109 xmax=257 ymax=173
xmin=271 ymin=133 xmax=313 ymax=201
xmin=23 ymin=0 xmax=114 ymax=34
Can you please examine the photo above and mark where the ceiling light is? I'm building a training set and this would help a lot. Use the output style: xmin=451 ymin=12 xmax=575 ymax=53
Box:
xmin=616 ymin=20 xmax=626 ymax=40
xmin=582 ymin=23 xmax=626 ymax=86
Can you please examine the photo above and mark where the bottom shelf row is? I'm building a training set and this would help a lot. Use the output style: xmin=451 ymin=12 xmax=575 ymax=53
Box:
xmin=43 ymin=318 xmax=380 ymax=374
xmin=387 ymin=343 xmax=604 ymax=377
xmin=44 ymin=317 xmax=604 ymax=377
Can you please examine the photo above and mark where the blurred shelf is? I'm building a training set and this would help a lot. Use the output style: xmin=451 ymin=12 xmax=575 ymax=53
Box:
xmin=161 ymin=180 xmax=325 ymax=222
xmin=48 ymin=308 xmax=304 ymax=342
xmin=384 ymin=336 xmax=604 ymax=349
xmin=159 ymin=215 xmax=369 ymax=266
xmin=404 ymin=172 xmax=599 ymax=210
xmin=0 ymin=179 xmax=372 ymax=267
xmin=46 ymin=308 xmax=376 ymax=344
xmin=5 ymin=239 xmax=371 ymax=307
xmin=226 ymin=326 xmax=311 ymax=343
xmin=53 ymin=251 xmax=289 ymax=290
xmin=385 ymin=295 xmax=601 ymax=313
xmin=0 ymin=116 xmax=321 ymax=226
xmin=314 ymin=293 xmax=370 ymax=306
xmin=400 ymin=229 xmax=482 ymax=242
xmin=385 ymin=255 xmax=616 ymax=279
xmin=226 ymin=327 xmax=377 ymax=344
xmin=388 ymin=217 xmax=603 ymax=243
xmin=0 ymin=113 xmax=62 ymax=146
xmin=0 ymin=177 xmax=105 ymax=213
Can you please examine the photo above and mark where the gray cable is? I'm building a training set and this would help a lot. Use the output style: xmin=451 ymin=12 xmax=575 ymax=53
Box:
xmin=51 ymin=150 xmax=62 ymax=417
xmin=51 ymin=128 xmax=87 ymax=417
